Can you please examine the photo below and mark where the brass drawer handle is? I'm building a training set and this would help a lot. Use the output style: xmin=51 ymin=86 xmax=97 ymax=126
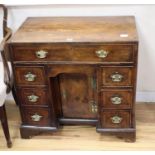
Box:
xmin=111 ymin=72 xmax=123 ymax=82
xmin=36 ymin=50 xmax=48 ymax=59
xmin=111 ymin=116 xmax=122 ymax=124
xmin=24 ymin=72 xmax=36 ymax=82
xmin=95 ymin=50 xmax=109 ymax=58
xmin=89 ymin=100 xmax=98 ymax=113
xmin=31 ymin=113 xmax=43 ymax=122
xmin=27 ymin=94 xmax=39 ymax=102
xmin=111 ymin=96 xmax=122 ymax=105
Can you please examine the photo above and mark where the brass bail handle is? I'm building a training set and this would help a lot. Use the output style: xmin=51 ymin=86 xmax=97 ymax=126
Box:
xmin=24 ymin=72 xmax=36 ymax=82
xmin=27 ymin=94 xmax=39 ymax=102
xmin=111 ymin=116 xmax=122 ymax=124
xmin=111 ymin=72 xmax=123 ymax=82
xmin=36 ymin=50 xmax=48 ymax=59
xmin=95 ymin=50 xmax=109 ymax=58
xmin=31 ymin=113 xmax=43 ymax=122
xmin=111 ymin=96 xmax=122 ymax=105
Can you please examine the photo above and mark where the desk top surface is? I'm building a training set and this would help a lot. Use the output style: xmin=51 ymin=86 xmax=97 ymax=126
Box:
xmin=10 ymin=16 xmax=138 ymax=43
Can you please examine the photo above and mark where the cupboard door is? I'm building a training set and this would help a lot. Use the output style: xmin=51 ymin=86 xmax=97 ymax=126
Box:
xmin=48 ymin=65 xmax=98 ymax=119
xmin=59 ymin=73 xmax=97 ymax=118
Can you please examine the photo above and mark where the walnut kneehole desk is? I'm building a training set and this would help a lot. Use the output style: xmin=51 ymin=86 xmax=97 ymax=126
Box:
xmin=8 ymin=16 xmax=138 ymax=142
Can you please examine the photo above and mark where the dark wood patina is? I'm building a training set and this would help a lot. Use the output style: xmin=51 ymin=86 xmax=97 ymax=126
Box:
xmin=8 ymin=16 xmax=138 ymax=142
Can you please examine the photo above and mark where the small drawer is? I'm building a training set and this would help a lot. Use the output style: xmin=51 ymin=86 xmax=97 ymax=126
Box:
xmin=100 ymin=110 xmax=131 ymax=128
xmin=14 ymin=66 xmax=46 ymax=85
xmin=17 ymin=87 xmax=48 ymax=106
xmin=99 ymin=89 xmax=132 ymax=109
xmin=21 ymin=107 xmax=51 ymax=126
xmin=12 ymin=44 xmax=134 ymax=63
xmin=101 ymin=67 xmax=133 ymax=87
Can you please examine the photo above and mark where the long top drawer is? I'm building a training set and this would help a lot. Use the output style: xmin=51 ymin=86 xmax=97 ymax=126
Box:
xmin=11 ymin=44 xmax=135 ymax=63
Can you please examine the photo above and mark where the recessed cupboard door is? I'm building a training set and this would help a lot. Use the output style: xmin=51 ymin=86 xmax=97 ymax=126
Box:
xmin=48 ymin=65 xmax=98 ymax=119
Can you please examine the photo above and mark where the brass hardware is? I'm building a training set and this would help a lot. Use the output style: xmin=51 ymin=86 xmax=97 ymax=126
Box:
xmin=27 ymin=94 xmax=39 ymax=102
xmin=95 ymin=50 xmax=109 ymax=58
xmin=92 ymin=105 xmax=98 ymax=113
xmin=31 ymin=113 xmax=43 ymax=122
xmin=111 ymin=96 xmax=122 ymax=105
xmin=111 ymin=72 xmax=123 ymax=82
xmin=89 ymin=100 xmax=98 ymax=113
xmin=24 ymin=72 xmax=36 ymax=82
xmin=111 ymin=116 xmax=122 ymax=124
xmin=36 ymin=50 xmax=48 ymax=59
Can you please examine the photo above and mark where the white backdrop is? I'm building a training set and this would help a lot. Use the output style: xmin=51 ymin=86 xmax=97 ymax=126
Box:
xmin=0 ymin=4 xmax=155 ymax=102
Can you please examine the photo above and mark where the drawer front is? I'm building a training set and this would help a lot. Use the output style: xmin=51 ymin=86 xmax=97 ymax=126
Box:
xmin=100 ymin=110 xmax=131 ymax=128
xmin=21 ymin=107 xmax=51 ymax=126
xmin=14 ymin=66 xmax=46 ymax=85
xmin=12 ymin=44 xmax=134 ymax=63
xmin=100 ymin=89 xmax=132 ymax=109
xmin=17 ymin=87 xmax=48 ymax=106
xmin=101 ymin=67 xmax=133 ymax=87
